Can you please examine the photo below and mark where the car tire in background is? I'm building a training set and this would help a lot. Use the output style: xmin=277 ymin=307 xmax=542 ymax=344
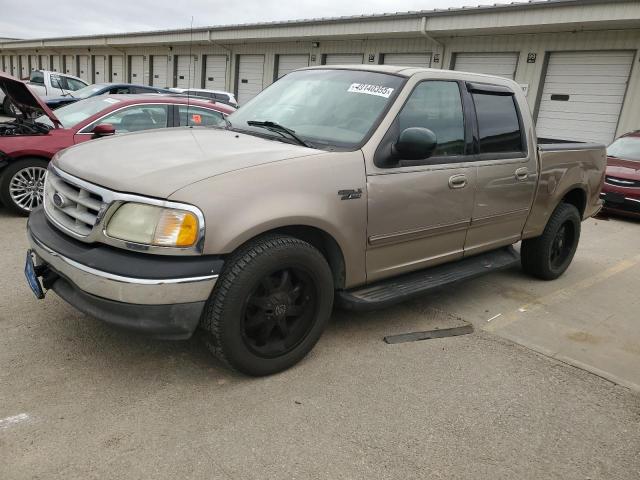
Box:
xmin=0 ymin=158 xmax=49 ymax=216
xmin=521 ymin=203 xmax=582 ymax=280
xmin=200 ymin=234 xmax=334 ymax=376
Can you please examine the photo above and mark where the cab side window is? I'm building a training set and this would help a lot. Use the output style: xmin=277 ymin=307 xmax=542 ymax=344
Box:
xmin=397 ymin=81 xmax=465 ymax=157
xmin=471 ymin=92 xmax=524 ymax=155
xmin=178 ymin=106 xmax=225 ymax=127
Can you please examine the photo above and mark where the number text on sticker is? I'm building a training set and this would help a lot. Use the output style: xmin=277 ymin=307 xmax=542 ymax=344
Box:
xmin=348 ymin=83 xmax=394 ymax=98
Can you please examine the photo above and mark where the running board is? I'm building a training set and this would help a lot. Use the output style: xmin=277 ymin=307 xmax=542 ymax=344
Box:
xmin=337 ymin=247 xmax=520 ymax=312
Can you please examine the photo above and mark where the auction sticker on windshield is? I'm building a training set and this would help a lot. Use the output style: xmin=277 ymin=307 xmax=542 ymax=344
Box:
xmin=348 ymin=83 xmax=394 ymax=98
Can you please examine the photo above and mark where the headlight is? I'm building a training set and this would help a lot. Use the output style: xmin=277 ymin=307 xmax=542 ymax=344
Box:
xmin=106 ymin=203 xmax=200 ymax=248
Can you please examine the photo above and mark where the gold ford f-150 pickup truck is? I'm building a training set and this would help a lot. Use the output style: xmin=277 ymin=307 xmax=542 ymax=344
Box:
xmin=24 ymin=66 xmax=606 ymax=375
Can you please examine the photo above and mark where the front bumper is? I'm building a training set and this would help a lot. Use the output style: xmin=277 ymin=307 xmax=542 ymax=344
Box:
xmin=599 ymin=191 xmax=640 ymax=218
xmin=27 ymin=208 xmax=223 ymax=339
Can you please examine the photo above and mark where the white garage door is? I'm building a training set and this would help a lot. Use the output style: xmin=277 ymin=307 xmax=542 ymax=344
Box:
xmin=236 ymin=55 xmax=265 ymax=105
xmin=63 ymin=55 xmax=74 ymax=75
xmin=11 ymin=56 xmax=18 ymax=76
xmin=51 ymin=55 xmax=61 ymax=73
xmin=39 ymin=55 xmax=49 ymax=70
xmin=78 ymin=56 xmax=90 ymax=81
xmin=29 ymin=55 xmax=38 ymax=72
xmin=176 ymin=55 xmax=197 ymax=88
xmin=276 ymin=54 xmax=309 ymax=79
xmin=19 ymin=55 xmax=28 ymax=78
xmin=151 ymin=55 xmax=169 ymax=87
xmin=323 ymin=53 xmax=364 ymax=65
xmin=93 ymin=55 xmax=106 ymax=83
xmin=454 ymin=52 xmax=519 ymax=79
xmin=110 ymin=56 xmax=124 ymax=81
xmin=1 ymin=56 xmax=6 ymax=73
xmin=383 ymin=53 xmax=431 ymax=68
xmin=129 ymin=55 xmax=144 ymax=83
xmin=536 ymin=51 xmax=634 ymax=145
xmin=204 ymin=55 xmax=227 ymax=90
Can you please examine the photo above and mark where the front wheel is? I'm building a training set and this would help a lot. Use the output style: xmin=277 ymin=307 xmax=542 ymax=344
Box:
xmin=0 ymin=158 xmax=49 ymax=215
xmin=521 ymin=203 xmax=581 ymax=280
xmin=200 ymin=234 xmax=334 ymax=376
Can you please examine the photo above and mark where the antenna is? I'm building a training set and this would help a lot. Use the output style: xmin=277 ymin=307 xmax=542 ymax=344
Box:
xmin=186 ymin=16 xmax=194 ymax=127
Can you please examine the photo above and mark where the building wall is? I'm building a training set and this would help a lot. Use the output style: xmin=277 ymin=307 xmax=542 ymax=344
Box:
xmin=1 ymin=28 xmax=639 ymax=136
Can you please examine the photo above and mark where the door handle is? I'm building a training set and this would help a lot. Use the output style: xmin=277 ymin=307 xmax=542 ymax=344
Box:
xmin=449 ymin=174 xmax=467 ymax=189
xmin=515 ymin=167 xmax=529 ymax=181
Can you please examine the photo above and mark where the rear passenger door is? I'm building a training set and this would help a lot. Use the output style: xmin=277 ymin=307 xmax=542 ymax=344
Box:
xmin=463 ymin=82 xmax=537 ymax=256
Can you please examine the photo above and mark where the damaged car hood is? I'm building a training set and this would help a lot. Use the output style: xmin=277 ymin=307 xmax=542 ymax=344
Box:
xmin=0 ymin=72 xmax=61 ymax=127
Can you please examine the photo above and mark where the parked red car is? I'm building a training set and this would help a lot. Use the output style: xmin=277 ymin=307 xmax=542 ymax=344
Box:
xmin=600 ymin=131 xmax=640 ymax=219
xmin=0 ymin=72 xmax=235 ymax=215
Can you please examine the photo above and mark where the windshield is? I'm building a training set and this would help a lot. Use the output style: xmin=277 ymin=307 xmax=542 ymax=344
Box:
xmin=69 ymin=84 xmax=108 ymax=99
xmin=608 ymin=136 xmax=640 ymax=161
xmin=36 ymin=96 xmax=122 ymax=128
xmin=227 ymin=69 xmax=405 ymax=149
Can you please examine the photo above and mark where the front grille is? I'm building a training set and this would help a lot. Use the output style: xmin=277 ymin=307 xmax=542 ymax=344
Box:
xmin=605 ymin=176 xmax=640 ymax=188
xmin=44 ymin=170 xmax=107 ymax=237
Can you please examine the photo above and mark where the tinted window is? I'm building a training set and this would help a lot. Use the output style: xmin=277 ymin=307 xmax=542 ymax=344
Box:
xmin=30 ymin=71 xmax=44 ymax=84
xmin=472 ymin=93 xmax=523 ymax=154
xmin=109 ymin=86 xmax=133 ymax=94
xmin=396 ymin=81 xmax=465 ymax=157
xmin=132 ymin=86 xmax=156 ymax=94
xmin=178 ymin=106 xmax=225 ymax=127
xmin=87 ymin=104 xmax=168 ymax=133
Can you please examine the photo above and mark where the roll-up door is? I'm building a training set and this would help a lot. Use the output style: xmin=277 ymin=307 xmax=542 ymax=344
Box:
xmin=382 ymin=53 xmax=431 ymax=68
xmin=536 ymin=51 xmax=634 ymax=144
xmin=29 ymin=55 xmax=38 ymax=71
xmin=323 ymin=53 xmax=364 ymax=65
xmin=93 ymin=55 xmax=106 ymax=83
xmin=203 ymin=55 xmax=227 ymax=90
xmin=64 ymin=55 xmax=75 ymax=75
xmin=39 ymin=55 xmax=49 ymax=70
xmin=19 ymin=55 xmax=28 ymax=78
xmin=51 ymin=55 xmax=61 ymax=72
xmin=110 ymin=56 xmax=124 ymax=81
xmin=151 ymin=55 xmax=169 ymax=87
xmin=11 ymin=56 xmax=18 ymax=76
xmin=236 ymin=54 xmax=264 ymax=105
xmin=176 ymin=55 xmax=197 ymax=88
xmin=276 ymin=54 xmax=309 ymax=79
xmin=453 ymin=52 xmax=519 ymax=79
xmin=129 ymin=55 xmax=144 ymax=83
xmin=77 ymin=55 xmax=90 ymax=81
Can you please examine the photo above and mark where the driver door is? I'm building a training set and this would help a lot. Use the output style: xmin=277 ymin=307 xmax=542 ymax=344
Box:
xmin=365 ymin=80 xmax=476 ymax=282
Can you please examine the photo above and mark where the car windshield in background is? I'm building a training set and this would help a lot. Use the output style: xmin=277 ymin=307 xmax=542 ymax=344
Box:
xmin=607 ymin=137 xmax=640 ymax=161
xmin=227 ymin=69 xmax=405 ymax=149
xmin=70 ymin=84 xmax=108 ymax=99
xmin=36 ymin=97 xmax=122 ymax=129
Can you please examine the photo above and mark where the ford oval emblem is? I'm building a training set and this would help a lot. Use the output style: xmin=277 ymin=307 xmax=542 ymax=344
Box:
xmin=53 ymin=192 xmax=66 ymax=208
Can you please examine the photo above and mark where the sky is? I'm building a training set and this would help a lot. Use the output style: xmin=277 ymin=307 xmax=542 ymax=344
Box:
xmin=0 ymin=0 xmax=515 ymax=39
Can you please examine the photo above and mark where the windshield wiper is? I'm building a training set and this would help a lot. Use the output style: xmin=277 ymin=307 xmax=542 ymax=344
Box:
xmin=247 ymin=120 xmax=312 ymax=148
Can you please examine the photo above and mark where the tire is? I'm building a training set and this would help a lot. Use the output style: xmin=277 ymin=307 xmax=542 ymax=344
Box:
xmin=0 ymin=158 xmax=49 ymax=216
xmin=3 ymin=96 xmax=18 ymax=117
xmin=201 ymin=234 xmax=334 ymax=376
xmin=521 ymin=203 xmax=581 ymax=280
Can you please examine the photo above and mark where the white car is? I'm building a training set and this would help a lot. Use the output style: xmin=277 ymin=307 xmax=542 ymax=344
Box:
xmin=169 ymin=88 xmax=238 ymax=108
xmin=1 ymin=70 xmax=88 ymax=115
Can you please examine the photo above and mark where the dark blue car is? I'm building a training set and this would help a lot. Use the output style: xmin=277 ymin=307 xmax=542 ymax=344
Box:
xmin=45 ymin=83 xmax=172 ymax=109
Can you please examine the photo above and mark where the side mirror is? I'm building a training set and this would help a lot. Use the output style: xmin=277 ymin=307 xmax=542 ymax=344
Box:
xmin=394 ymin=127 xmax=438 ymax=161
xmin=92 ymin=124 xmax=116 ymax=138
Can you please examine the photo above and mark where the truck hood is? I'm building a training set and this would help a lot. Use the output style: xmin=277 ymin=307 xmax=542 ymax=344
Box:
xmin=606 ymin=157 xmax=640 ymax=181
xmin=0 ymin=72 xmax=61 ymax=127
xmin=54 ymin=127 xmax=324 ymax=198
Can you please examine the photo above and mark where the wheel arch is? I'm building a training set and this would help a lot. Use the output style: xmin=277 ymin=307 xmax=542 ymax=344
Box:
xmin=230 ymin=224 xmax=347 ymax=290
xmin=560 ymin=186 xmax=587 ymax=218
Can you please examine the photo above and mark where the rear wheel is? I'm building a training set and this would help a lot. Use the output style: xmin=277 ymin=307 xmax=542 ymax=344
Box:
xmin=521 ymin=203 xmax=581 ymax=280
xmin=200 ymin=234 xmax=334 ymax=376
xmin=0 ymin=158 xmax=48 ymax=216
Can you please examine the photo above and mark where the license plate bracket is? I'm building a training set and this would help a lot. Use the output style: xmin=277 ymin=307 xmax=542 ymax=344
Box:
xmin=24 ymin=250 xmax=45 ymax=300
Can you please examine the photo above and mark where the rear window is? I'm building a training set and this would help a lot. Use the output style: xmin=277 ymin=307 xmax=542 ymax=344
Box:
xmin=30 ymin=71 xmax=44 ymax=84
xmin=472 ymin=93 xmax=524 ymax=155
xmin=607 ymin=136 xmax=640 ymax=161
